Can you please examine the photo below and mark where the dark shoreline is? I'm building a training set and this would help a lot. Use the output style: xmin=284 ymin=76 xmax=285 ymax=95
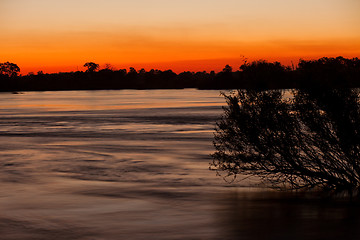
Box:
xmin=1 ymin=57 xmax=359 ymax=92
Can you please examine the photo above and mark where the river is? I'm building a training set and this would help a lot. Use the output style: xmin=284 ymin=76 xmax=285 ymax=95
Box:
xmin=0 ymin=89 xmax=359 ymax=240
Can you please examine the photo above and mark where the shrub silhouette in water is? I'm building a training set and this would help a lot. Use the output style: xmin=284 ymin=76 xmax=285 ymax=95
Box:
xmin=212 ymin=88 xmax=360 ymax=195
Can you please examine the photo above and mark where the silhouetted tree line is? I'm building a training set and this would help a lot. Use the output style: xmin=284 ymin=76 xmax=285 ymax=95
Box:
xmin=0 ymin=56 xmax=359 ymax=92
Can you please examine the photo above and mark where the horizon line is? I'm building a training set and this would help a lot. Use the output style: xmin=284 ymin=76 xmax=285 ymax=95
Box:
xmin=11 ymin=55 xmax=360 ymax=75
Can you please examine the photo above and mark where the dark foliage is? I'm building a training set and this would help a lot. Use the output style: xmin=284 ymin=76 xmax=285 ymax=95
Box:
xmin=211 ymin=88 xmax=360 ymax=195
xmin=0 ymin=56 xmax=359 ymax=92
xmin=83 ymin=62 xmax=100 ymax=73
xmin=296 ymin=57 xmax=360 ymax=88
xmin=239 ymin=60 xmax=291 ymax=89
xmin=0 ymin=62 xmax=20 ymax=78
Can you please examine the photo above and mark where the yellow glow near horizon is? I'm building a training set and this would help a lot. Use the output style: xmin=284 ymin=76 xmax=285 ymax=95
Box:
xmin=1 ymin=0 xmax=359 ymax=73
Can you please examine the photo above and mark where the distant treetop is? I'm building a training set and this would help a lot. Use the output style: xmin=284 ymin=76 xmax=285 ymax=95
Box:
xmin=84 ymin=62 xmax=99 ymax=73
xmin=0 ymin=62 xmax=20 ymax=78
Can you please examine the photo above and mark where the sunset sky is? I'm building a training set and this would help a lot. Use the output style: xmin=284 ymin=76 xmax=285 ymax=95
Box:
xmin=1 ymin=0 xmax=360 ymax=74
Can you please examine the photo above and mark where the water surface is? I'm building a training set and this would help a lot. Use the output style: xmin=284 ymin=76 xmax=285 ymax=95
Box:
xmin=0 ymin=89 xmax=359 ymax=240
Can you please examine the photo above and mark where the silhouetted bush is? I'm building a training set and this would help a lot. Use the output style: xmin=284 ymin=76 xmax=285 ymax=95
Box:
xmin=212 ymin=88 xmax=360 ymax=195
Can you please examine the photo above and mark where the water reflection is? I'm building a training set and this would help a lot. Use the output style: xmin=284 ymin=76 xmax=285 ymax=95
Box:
xmin=0 ymin=90 xmax=228 ymax=239
xmin=216 ymin=191 xmax=360 ymax=240
xmin=0 ymin=90 xmax=359 ymax=239
xmin=0 ymin=89 xmax=224 ymax=112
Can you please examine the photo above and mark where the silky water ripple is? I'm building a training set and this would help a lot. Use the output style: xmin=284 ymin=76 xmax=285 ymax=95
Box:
xmin=0 ymin=89 xmax=360 ymax=240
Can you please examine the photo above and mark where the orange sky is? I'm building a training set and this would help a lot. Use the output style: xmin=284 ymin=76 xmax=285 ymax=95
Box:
xmin=1 ymin=0 xmax=359 ymax=74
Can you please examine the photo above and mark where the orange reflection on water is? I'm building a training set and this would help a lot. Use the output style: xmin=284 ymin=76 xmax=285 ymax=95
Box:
xmin=3 ymin=102 xmax=222 ymax=111
xmin=0 ymin=89 xmax=225 ymax=112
